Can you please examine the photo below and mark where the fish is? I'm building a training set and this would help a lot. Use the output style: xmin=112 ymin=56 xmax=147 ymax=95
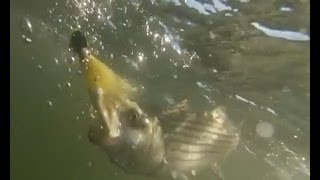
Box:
xmin=70 ymin=30 xmax=239 ymax=180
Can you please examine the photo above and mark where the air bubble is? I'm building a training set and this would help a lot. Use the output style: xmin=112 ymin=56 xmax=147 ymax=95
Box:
xmin=69 ymin=57 xmax=76 ymax=64
xmin=256 ymin=121 xmax=275 ymax=138
xmin=54 ymin=58 xmax=59 ymax=65
xmin=191 ymin=170 xmax=196 ymax=176
xmin=171 ymin=171 xmax=178 ymax=179
xmin=21 ymin=35 xmax=32 ymax=43
xmin=66 ymin=81 xmax=71 ymax=88
xmin=21 ymin=16 xmax=33 ymax=35
xmin=47 ymin=100 xmax=53 ymax=107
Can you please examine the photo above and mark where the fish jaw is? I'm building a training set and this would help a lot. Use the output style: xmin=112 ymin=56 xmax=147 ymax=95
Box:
xmin=94 ymin=87 xmax=121 ymax=138
xmin=78 ymin=48 xmax=137 ymax=137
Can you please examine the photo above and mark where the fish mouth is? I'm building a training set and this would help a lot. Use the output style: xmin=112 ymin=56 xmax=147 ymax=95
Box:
xmin=86 ymin=75 xmax=142 ymax=142
xmin=70 ymin=30 xmax=141 ymax=142
xmin=87 ymin=94 xmax=144 ymax=144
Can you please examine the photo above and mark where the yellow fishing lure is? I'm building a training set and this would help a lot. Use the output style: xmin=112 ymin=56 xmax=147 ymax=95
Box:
xmin=80 ymin=54 xmax=136 ymax=100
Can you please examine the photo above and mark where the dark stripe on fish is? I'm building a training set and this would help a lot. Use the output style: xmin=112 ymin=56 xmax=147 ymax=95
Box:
xmin=167 ymin=130 xmax=237 ymax=144
xmin=163 ymin=118 xmax=215 ymax=130
xmin=164 ymin=115 xmax=227 ymax=128
xmin=166 ymin=141 xmax=234 ymax=152
xmin=166 ymin=152 xmax=221 ymax=161
xmin=165 ymin=121 xmax=237 ymax=139
xmin=160 ymin=107 xmax=239 ymax=172
xmin=168 ymin=147 xmax=225 ymax=154
xmin=165 ymin=138 xmax=237 ymax=155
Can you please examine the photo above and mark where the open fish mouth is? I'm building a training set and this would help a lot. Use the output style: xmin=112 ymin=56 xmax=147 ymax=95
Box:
xmin=70 ymin=30 xmax=140 ymax=137
xmin=85 ymin=85 xmax=165 ymax=173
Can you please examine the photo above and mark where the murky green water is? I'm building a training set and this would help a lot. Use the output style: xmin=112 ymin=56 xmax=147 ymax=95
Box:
xmin=10 ymin=0 xmax=309 ymax=180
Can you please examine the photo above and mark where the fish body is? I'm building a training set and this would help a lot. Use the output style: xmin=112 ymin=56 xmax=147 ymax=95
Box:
xmin=156 ymin=100 xmax=239 ymax=179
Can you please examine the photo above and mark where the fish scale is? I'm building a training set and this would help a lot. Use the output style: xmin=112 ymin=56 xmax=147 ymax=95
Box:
xmin=161 ymin=106 xmax=239 ymax=173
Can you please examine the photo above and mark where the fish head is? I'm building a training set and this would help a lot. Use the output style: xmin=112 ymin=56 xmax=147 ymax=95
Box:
xmin=88 ymin=99 xmax=165 ymax=173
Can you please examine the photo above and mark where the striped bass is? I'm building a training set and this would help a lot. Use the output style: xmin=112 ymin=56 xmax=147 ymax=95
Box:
xmin=70 ymin=30 xmax=239 ymax=180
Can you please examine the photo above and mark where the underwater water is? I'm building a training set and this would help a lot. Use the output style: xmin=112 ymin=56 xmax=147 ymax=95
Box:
xmin=10 ymin=0 xmax=309 ymax=180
